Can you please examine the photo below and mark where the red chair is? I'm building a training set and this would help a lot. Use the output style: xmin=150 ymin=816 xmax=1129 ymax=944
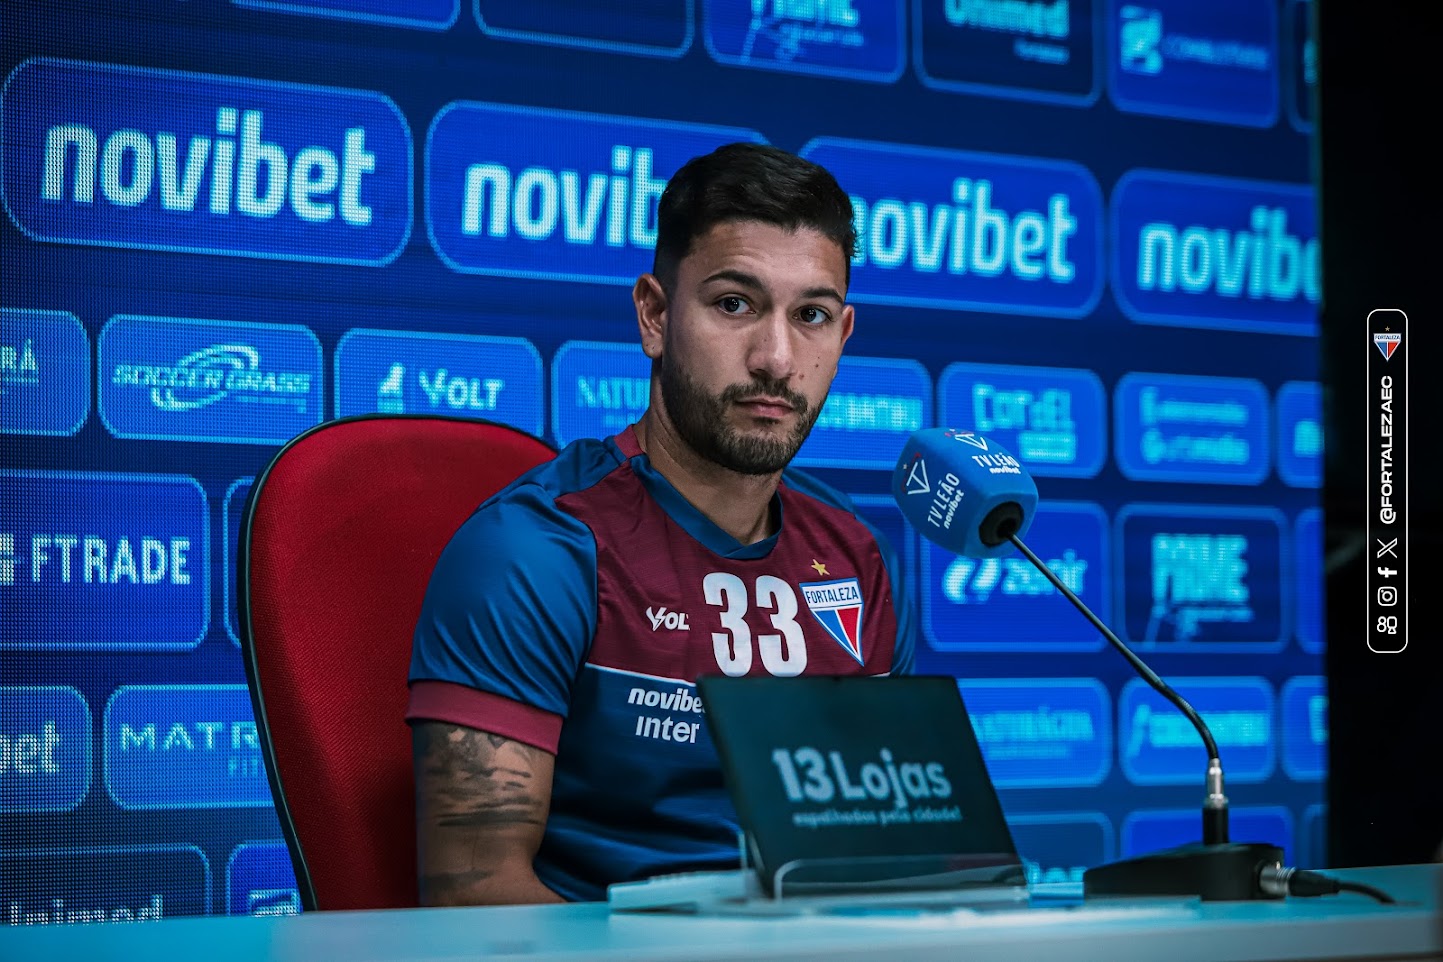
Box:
xmin=238 ymin=414 xmax=556 ymax=911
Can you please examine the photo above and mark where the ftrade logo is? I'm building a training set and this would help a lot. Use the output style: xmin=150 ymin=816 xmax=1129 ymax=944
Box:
xmin=104 ymin=685 xmax=268 ymax=810
xmin=1 ymin=59 xmax=411 ymax=265
xmin=427 ymin=102 xmax=763 ymax=283
xmin=801 ymin=138 xmax=1102 ymax=317
xmin=1 ymin=471 xmax=208 ymax=652
xmin=99 ymin=315 xmax=323 ymax=445
xmin=1113 ymin=171 xmax=1318 ymax=335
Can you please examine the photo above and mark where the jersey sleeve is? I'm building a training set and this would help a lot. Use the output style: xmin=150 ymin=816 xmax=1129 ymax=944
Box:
xmin=406 ymin=482 xmax=598 ymax=752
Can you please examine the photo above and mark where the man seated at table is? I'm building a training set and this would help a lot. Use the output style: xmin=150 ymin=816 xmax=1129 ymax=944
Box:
xmin=405 ymin=142 xmax=916 ymax=905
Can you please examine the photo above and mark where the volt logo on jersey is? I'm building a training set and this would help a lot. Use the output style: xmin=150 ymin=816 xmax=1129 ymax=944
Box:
xmin=800 ymin=578 xmax=864 ymax=665
xmin=645 ymin=606 xmax=690 ymax=631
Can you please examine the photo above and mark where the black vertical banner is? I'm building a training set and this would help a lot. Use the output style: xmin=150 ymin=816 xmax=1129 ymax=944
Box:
xmin=1366 ymin=309 xmax=1407 ymax=653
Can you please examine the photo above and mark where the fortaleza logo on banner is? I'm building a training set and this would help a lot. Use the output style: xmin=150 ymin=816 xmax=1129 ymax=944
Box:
xmin=98 ymin=315 xmax=323 ymax=445
xmin=1 ymin=58 xmax=412 ymax=265
xmin=426 ymin=102 xmax=763 ymax=283
xmin=800 ymin=138 xmax=1103 ymax=317
xmin=1112 ymin=170 xmax=1318 ymax=335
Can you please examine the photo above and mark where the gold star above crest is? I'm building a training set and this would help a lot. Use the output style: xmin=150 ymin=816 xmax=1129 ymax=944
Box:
xmin=810 ymin=559 xmax=829 ymax=577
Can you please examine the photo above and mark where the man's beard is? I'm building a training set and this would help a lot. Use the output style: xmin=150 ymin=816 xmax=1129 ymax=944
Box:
xmin=659 ymin=350 xmax=824 ymax=476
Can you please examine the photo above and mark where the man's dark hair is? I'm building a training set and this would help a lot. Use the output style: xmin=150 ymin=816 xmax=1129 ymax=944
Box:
xmin=652 ymin=142 xmax=856 ymax=294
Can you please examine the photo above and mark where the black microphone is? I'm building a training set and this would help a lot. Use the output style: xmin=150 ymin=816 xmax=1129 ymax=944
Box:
xmin=892 ymin=427 xmax=1285 ymax=901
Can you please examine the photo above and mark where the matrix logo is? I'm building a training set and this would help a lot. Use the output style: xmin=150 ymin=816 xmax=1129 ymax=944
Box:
xmin=427 ymin=103 xmax=763 ymax=283
xmin=99 ymin=315 xmax=323 ymax=445
xmin=938 ymin=362 xmax=1106 ymax=478
xmin=1113 ymin=171 xmax=1318 ymax=335
xmin=925 ymin=501 xmax=1107 ymax=651
xmin=801 ymin=138 xmax=1103 ymax=317
xmin=0 ymin=308 xmax=89 ymax=438
xmin=1 ymin=59 xmax=412 ymax=265
xmin=706 ymin=0 xmax=905 ymax=83
xmin=1 ymin=472 xmax=208 ymax=652
xmin=104 ymin=685 xmax=268 ymax=810
xmin=960 ymin=679 xmax=1110 ymax=787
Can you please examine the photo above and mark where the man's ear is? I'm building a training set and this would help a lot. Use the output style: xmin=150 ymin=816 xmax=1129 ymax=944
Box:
xmin=633 ymin=273 xmax=668 ymax=359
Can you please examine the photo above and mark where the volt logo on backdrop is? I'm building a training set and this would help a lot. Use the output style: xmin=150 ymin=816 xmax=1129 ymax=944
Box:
xmin=426 ymin=102 xmax=763 ymax=283
xmin=800 ymin=138 xmax=1103 ymax=317
xmin=1 ymin=59 xmax=411 ymax=265
xmin=103 ymin=685 xmax=268 ymax=810
xmin=0 ymin=472 xmax=208 ymax=651
xmin=334 ymin=328 xmax=544 ymax=435
xmin=1112 ymin=170 xmax=1318 ymax=335
xmin=98 ymin=315 xmax=323 ymax=445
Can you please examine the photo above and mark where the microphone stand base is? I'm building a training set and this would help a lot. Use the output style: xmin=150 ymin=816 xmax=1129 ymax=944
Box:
xmin=1083 ymin=842 xmax=1286 ymax=901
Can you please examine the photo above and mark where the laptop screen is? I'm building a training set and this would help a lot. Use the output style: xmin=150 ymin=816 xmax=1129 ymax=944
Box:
xmin=698 ymin=674 xmax=1025 ymax=898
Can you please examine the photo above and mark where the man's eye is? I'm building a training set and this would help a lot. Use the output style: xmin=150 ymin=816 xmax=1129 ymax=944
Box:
xmin=718 ymin=296 xmax=749 ymax=314
xmin=799 ymin=307 xmax=830 ymax=325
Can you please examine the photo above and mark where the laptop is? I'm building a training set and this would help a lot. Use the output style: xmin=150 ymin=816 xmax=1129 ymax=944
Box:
xmin=608 ymin=675 xmax=1027 ymax=913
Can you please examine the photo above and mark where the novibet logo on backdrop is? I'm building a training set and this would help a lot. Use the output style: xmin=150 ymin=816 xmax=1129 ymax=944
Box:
xmin=2 ymin=58 xmax=412 ymax=265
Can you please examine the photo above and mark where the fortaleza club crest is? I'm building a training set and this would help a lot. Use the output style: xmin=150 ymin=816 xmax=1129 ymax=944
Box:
xmin=1374 ymin=330 xmax=1401 ymax=361
xmin=799 ymin=577 xmax=865 ymax=666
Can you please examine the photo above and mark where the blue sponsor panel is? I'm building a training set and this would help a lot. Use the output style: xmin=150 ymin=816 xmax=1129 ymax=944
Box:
xmin=475 ymin=0 xmax=692 ymax=57
xmin=799 ymin=138 xmax=1104 ymax=317
xmin=1122 ymin=807 xmax=1293 ymax=863
xmin=1116 ymin=504 xmax=1287 ymax=650
xmin=924 ymin=501 xmax=1108 ymax=651
xmin=427 ymin=104 xmax=762 ymax=284
xmin=851 ymin=496 xmax=914 ymax=595
xmin=0 ymin=687 xmax=91 ymax=814
xmin=914 ymin=0 xmax=1100 ymax=106
xmin=98 ymin=315 xmax=323 ymax=445
xmin=1287 ymin=0 xmax=1316 ymax=133
xmin=0 ymin=846 xmax=210 ymax=922
xmin=1112 ymin=170 xmax=1319 ymax=336
xmin=233 ymin=0 xmax=459 ymax=29
xmin=795 ymin=356 xmax=930 ymax=470
xmin=1119 ymin=677 xmax=1275 ymax=785
xmin=551 ymin=340 xmax=649 ymax=446
xmin=0 ymin=308 xmax=88 ymax=437
xmin=226 ymin=841 xmax=300 ymax=916
xmin=1106 ymin=0 xmax=1277 ymax=127
xmin=0 ymin=472 xmax=208 ymax=651
xmin=1 ymin=59 xmax=411 ymax=265
xmin=1114 ymin=372 xmax=1270 ymax=485
xmin=334 ymin=329 xmax=544 ymax=435
xmin=706 ymin=0 xmax=904 ymax=83
xmin=1007 ymin=812 xmax=1114 ymax=885
xmin=937 ymin=362 xmax=1105 ymax=478
xmin=1275 ymin=381 xmax=1322 ymax=488
xmin=959 ymin=679 xmax=1111 ymax=787
xmin=223 ymin=478 xmax=254 ymax=646
xmin=104 ymin=685 xmax=269 ymax=810
xmin=1280 ymin=675 xmax=1325 ymax=781
xmin=1302 ymin=803 xmax=1325 ymax=867
xmin=1294 ymin=507 xmax=1322 ymax=654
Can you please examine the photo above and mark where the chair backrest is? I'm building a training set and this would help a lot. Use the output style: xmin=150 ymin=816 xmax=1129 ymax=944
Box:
xmin=238 ymin=415 xmax=556 ymax=911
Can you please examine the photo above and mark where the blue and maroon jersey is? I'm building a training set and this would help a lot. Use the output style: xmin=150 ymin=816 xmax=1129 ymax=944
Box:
xmin=407 ymin=426 xmax=915 ymax=901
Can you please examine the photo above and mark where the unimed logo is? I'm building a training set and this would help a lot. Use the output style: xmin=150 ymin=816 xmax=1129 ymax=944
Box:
xmin=1112 ymin=170 xmax=1318 ymax=335
xmin=1 ymin=59 xmax=412 ymax=265
xmin=426 ymin=102 xmax=763 ymax=283
xmin=801 ymin=138 xmax=1103 ymax=316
